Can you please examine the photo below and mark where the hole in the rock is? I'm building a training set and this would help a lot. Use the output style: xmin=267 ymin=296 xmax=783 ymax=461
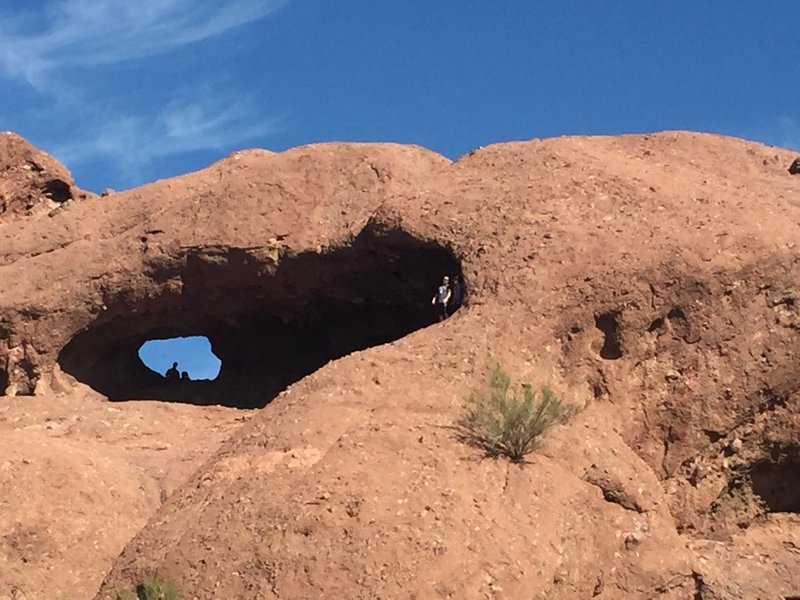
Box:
xmin=595 ymin=312 xmax=622 ymax=360
xmin=138 ymin=336 xmax=222 ymax=381
xmin=667 ymin=307 xmax=686 ymax=322
xmin=703 ymin=429 xmax=724 ymax=444
xmin=57 ymin=224 xmax=463 ymax=408
xmin=750 ymin=454 xmax=800 ymax=513
xmin=647 ymin=317 xmax=664 ymax=333
xmin=41 ymin=179 xmax=72 ymax=203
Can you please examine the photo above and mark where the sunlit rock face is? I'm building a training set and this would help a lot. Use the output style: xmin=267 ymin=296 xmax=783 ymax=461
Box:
xmin=0 ymin=139 xmax=454 ymax=399
xmin=2 ymin=131 xmax=800 ymax=600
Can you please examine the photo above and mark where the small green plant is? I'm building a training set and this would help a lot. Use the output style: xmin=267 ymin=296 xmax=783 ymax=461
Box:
xmin=115 ymin=575 xmax=181 ymax=600
xmin=461 ymin=365 xmax=570 ymax=462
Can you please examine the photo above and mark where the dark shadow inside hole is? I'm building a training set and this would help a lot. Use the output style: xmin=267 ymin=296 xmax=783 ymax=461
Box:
xmin=667 ymin=307 xmax=686 ymax=321
xmin=0 ymin=328 xmax=8 ymax=394
xmin=595 ymin=312 xmax=622 ymax=360
xmin=57 ymin=225 xmax=463 ymax=408
xmin=703 ymin=429 xmax=725 ymax=444
xmin=591 ymin=381 xmax=606 ymax=399
xmin=0 ymin=363 xmax=7 ymax=395
xmin=41 ymin=179 xmax=72 ymax=203
xmin=750 ymin=455 xmax=800 ymax=513
xmin=647 ymin=317 xmax=664 ymax=333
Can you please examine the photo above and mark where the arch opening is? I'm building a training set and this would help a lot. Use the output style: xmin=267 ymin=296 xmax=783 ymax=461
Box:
xmin=57 ymin=225 xmax=463 ymax=408
xmin=138 ymin=336 xmax=222 ymax=381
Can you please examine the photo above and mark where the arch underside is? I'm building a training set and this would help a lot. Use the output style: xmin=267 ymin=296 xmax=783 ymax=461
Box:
xmin=58 ymin=225 xmax=462 ymax=408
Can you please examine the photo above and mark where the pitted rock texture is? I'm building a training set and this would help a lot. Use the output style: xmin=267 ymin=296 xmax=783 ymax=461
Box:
xmin=1 ymin=131 xmax=800 ymax=599
xmin=0 ymin=132 xmax=87 ymax=221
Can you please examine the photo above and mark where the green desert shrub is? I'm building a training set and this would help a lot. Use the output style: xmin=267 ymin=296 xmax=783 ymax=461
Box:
xmin=115 ymin=575 xmax=180 ymax=600
xmin=461 ymin=365 xmax=571 ymax=462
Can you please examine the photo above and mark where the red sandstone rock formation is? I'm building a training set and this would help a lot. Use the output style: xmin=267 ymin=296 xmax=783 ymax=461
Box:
xmin=1 ymin=131 xmax=799 ymax=599
xmin=0 ymin=132 xmax=87 ymax=221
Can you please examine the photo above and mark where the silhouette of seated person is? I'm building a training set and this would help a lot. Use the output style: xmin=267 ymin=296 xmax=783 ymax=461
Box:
xmin=165 ymin=361 xmax=180 ymax=382
xmin=181 ymin=371 xmax=190 ymax=381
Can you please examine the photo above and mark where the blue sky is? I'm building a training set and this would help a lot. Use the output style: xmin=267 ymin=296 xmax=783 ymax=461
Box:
xmin=1 ymin=1 xmax=798 ymax=194
xmin=139 ymin=336 xmax=221 ymax=380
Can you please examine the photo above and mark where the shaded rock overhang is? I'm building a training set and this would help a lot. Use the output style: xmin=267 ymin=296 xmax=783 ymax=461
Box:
xmin=57 ymin=222 xmax=463 ymax=407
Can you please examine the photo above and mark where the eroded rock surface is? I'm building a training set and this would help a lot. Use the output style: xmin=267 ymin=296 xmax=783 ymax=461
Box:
xmin=0 ymin=389 xmax=249 ymax=599
xmin=0 ymin=132 xmax=87 ymax=221
xmin=1 ymin=131 xmax=799 ymax=599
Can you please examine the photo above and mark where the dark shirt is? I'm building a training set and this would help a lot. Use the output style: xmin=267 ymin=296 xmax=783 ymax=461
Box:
xmin=451 ymin=281 xmax=464 ymax=305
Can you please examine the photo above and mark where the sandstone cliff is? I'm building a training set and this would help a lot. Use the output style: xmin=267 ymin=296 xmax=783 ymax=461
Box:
xmin=1 ymin=132 xmax=799 ymax=599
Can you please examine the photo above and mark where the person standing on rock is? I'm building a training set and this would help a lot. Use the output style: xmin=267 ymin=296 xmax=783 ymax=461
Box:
xmin=165 ymin=362 xmax=180 ymax=381
xmin=431 ymin=275 xmax=452 ymax=321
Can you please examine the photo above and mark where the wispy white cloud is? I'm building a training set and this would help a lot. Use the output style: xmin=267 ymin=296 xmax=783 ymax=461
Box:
xmin=0 ymin=0 xmax=290 ymax=188
xmin=54 ymin=93 xmax=284 ymax=185
xmin=0 ymin=0 xmax=288 ymax=87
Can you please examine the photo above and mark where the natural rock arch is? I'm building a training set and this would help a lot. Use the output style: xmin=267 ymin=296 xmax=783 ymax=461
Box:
xmin=57 ymin=223 xmax=462 ymax=408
